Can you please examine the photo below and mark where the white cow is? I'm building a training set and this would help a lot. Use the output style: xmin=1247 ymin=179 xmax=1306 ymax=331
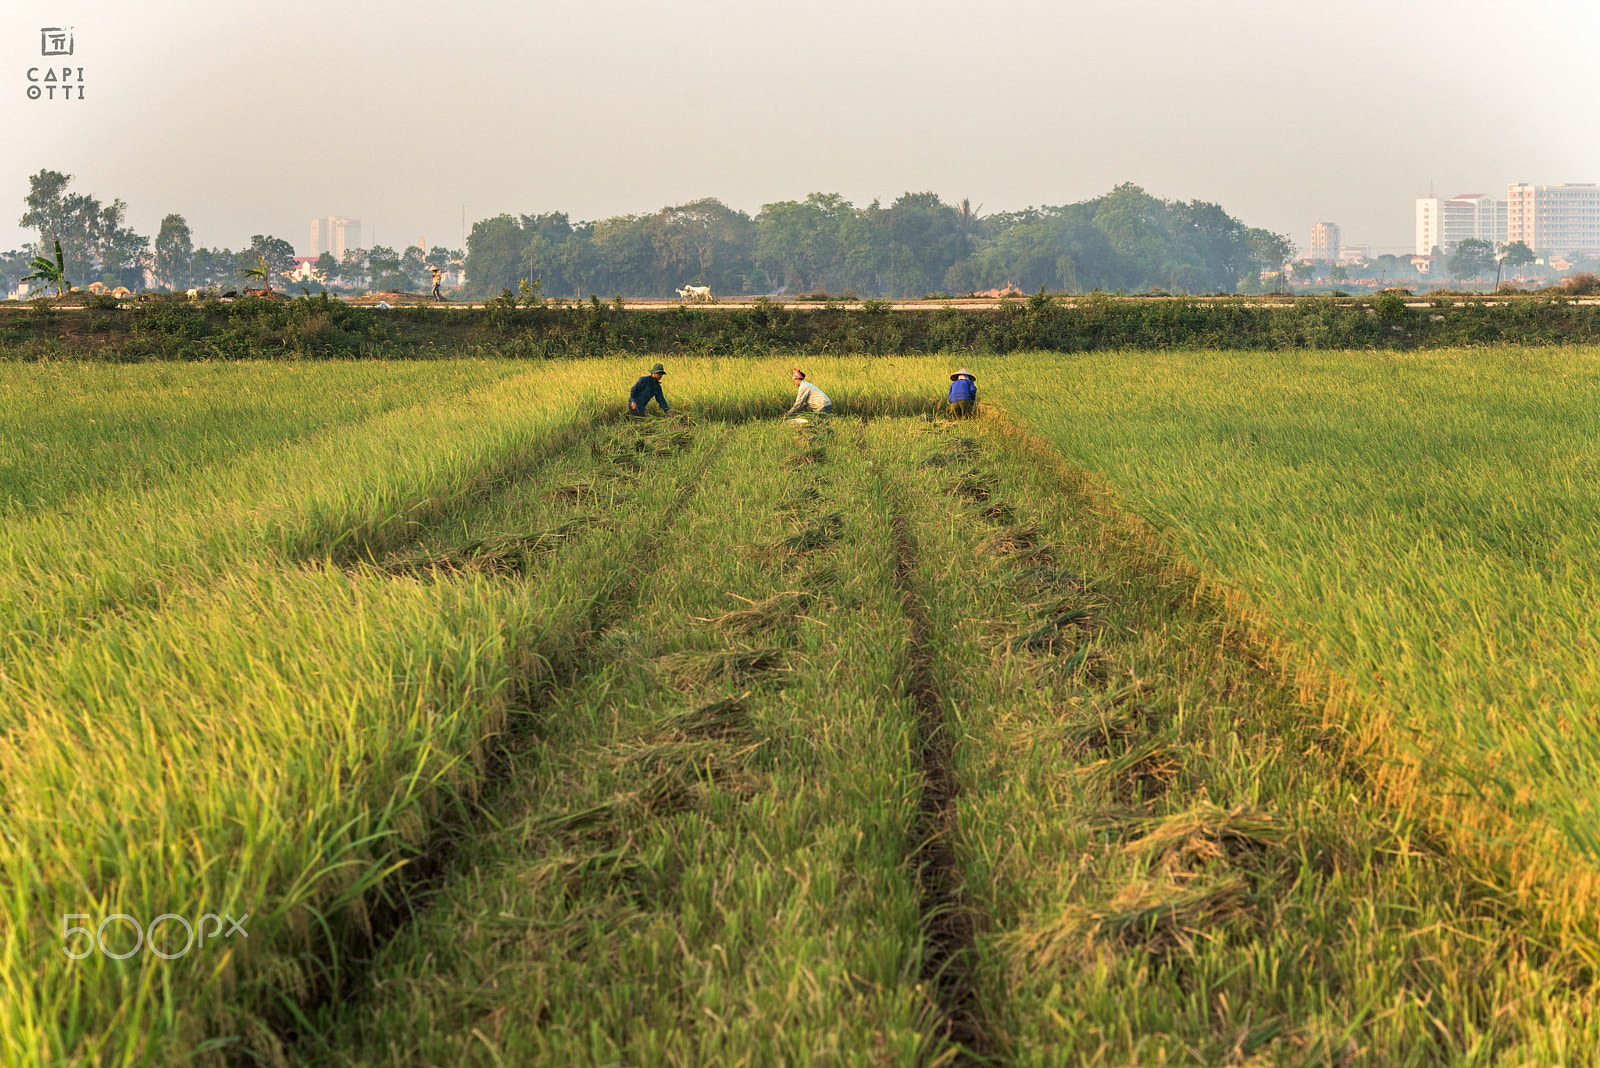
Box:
xmin=186 ymin=288 xmax=200 ymax=300
xmin=682 ymin=284 xmax=712 ymax=302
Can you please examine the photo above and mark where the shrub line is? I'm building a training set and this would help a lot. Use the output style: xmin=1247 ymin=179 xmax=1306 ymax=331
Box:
xmin=6 ymin=293 xmax=1600 ymax=361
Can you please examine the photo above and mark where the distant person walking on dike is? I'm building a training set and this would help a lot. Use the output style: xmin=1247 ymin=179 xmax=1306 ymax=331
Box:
xmin=785 ymin=368 xmax=832 ymax=418
xmin=629 ymin=363 xmax=671 ymax=417
xmin=947 ymin=368 xmax=977 ymax=417
xmin=430 ymin=266 xmax=444 ymax=301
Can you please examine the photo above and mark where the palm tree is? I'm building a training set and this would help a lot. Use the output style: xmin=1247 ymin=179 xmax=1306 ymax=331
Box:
xmin=954 ymin=197 xmax=985 ymax=257
xmin=240 ymin=254 xmax=271 ymax=294
xmin=22 ymin=239 xmax=73 ymax=297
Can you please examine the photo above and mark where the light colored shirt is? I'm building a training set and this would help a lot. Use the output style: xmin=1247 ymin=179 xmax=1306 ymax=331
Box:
xmin=787 ymin=380 xmax=831 ymax=414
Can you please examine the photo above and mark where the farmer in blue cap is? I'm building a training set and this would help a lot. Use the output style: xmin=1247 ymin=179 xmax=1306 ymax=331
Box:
xmin=628 ymin=363 xmax=671 ymax=417
xmin=947 ymin=367 xmax=977 ymax=417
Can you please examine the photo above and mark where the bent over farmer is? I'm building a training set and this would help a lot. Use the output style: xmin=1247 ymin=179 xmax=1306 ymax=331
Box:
xmin=785 ymin=367 xmax=832 ymax=417
xmin=628 ymin=363 xmax=671 ymax=416
xmin=947 ymin=367 xmax=977 ymax=417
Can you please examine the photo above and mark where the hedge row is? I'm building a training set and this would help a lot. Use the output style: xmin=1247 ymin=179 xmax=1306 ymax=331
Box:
xmin=3 ymin=290 xmax=1597 ymax=361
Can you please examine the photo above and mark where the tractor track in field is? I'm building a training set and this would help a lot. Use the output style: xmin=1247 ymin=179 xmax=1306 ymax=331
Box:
xmin=275 ymin=424 xmax=730 ymax=1060
xmin=887 ymin=488 xmax=991 ymax=1063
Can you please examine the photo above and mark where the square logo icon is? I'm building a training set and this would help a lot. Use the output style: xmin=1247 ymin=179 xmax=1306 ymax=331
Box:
xmin=41 ymin=27 xmax=74 ymax=56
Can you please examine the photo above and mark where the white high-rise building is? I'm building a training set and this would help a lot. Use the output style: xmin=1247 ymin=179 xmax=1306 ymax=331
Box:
xmin=1506 ymin=183 xmax=1600 ymax=254
xmin=1416 ymin=198 xmax=1447 ymax=256
xmin=308 ymin=217 xmax=362 ymax=259
xmin=1415 ymin=194 xmax=1505 ymax=256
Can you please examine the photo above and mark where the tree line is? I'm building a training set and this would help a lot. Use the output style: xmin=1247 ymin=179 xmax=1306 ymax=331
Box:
xmin=3 ymin=171 xmax=463 ymax=297
xmin=464 ymin=184 xmax=1295 ymax=299
xmin=5 ymin=169 xmax=1294 ymax=300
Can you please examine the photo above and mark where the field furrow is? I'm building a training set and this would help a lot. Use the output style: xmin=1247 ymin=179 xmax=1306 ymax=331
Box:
xmin=882 ymin=469 xmax=991 ymax=1060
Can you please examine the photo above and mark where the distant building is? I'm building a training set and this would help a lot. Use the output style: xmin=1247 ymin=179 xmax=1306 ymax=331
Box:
xmin=1338 ymin=245 xmax=1370 ymax=264
xmin=1309 ymin=222 xmax=1340 ymax=262
xmin=290 ymin=256 xmax=323 ymax=283
xmin=1415 ymin=193 xmax=1506 ymax=256
xmin=1415 ymin=199 xmax=1442 ymax=255
xmin=1506 ymin=182 xmax=1600 ymax=254
xmin=334 ymin=219 xmax=361 ymax=258
xmin=308 ymin=217 xmax=362 ymax=259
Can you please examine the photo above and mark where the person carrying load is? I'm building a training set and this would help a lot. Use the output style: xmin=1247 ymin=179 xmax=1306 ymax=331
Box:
xmin=629 ymin=362 xmax=671 ymax=416
xmin=947 ymin=367 xmax=977 ymax=417
xmin=785 ymin=367 xmax=832 ymax=418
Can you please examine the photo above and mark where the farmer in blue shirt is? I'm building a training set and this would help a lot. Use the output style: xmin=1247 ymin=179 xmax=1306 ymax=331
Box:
xmin=628 ymin=363 xmax=671 ymax=416
xmin=947 ymin=367 xmax=977 ymax=417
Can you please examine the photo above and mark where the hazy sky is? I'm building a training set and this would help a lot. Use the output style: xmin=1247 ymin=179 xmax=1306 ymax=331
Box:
xmin=5 ymin=1 xmax=1598 ymax=258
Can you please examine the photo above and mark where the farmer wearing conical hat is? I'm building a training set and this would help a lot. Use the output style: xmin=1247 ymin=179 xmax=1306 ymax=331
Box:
xmin=628 ymin=362 xmax=671 ymax=417
xmin=947 ymin=367 xmax=977 ymax=418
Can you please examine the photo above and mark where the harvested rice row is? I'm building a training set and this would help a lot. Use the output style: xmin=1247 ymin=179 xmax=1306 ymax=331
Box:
xmin=0 ymin=415 xmax=721 ymax=1066
xmin=894 ymin=415 xmax=1600 ymax=1065
xmin=308 ymin=418 xmax=945 ymax=1066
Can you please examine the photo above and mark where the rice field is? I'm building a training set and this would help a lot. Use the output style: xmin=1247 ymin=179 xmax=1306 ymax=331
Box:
xmin=984 ymin=349 xmax=1600 ymax=951
xmin=3 ymin=351 xmax=1599 ymax=1066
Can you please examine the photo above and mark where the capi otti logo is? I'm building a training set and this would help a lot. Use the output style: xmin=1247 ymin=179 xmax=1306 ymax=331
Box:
xmin=27 ymin=26 xmax=85 ymax=101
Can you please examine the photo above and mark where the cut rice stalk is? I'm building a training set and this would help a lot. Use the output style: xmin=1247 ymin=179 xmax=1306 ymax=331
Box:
xmin=1006 ymin=876 xmax=1253 ymax=973
xmin=693 ymin=591 xmax=814 ymax=634
xmin=655 ymin=694 xmax=753 ymax=740
xmin=781 ymin=512 xmax=845 ymax=554
xmin=653 ymin=648 xmax=789 ymax=689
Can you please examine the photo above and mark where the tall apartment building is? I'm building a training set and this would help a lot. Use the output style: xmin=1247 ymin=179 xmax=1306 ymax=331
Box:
xmin=1414 ymin=194 xmax=1506 ymax=256
xmin=1506 ymin=183 xmax=1600 ymax=254
xmin=1309 ymin=222 xmax=1340 ymax=262
xmin=308 ymin=217 xmax=363 ymax=259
